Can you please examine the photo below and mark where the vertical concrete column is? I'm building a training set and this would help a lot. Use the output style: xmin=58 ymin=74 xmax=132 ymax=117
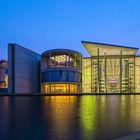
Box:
xmin=91 ymin=57 xmax=93 ymax=93
xmin=134 ymin=57 xmax=135 ymax=93
xmin=80 ymin=55 xmax=82 ymax=93
xmin=75 ymin=53 xmax=76 ymax=70
xmin=67 ymin=53 xmax=69 ymax=68
xmin=8 ymin=44 xmax=15 ymax=94
xmin=120 ymin=50 xmax=122 ymax=93
xmin=104 ymin=52 xmax=107 ymax=93
xmin=97 ymin=48 xmax=100 ymax=94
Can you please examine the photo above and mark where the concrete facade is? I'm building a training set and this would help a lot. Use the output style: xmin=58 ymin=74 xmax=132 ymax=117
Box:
xmin=8 ymin=44 xmax=40 ymax=94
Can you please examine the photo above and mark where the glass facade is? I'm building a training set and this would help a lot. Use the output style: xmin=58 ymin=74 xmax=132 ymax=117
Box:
xmin=41 ymin=49 xmax=82 ymax=94
xmin=88 ymin=56 xmax=135 ymax=93
xmin=81 ymin=41 xmax=140 ymax=94
xmin=135 ymin=57 xmax=140 ymax=93
xmin=82 ymin=58 xmax=91 ymax=93
xmin=42 ymin=71 xmax=81 ymax=82
xmin=82 ymin=51 xmax=140 ymax=93
xmin=82 ymin=56 xmax=137 ymax=94
xmin=41 ymin=47 xmax=140 ymax=94
xmin=42 ymin=83 xmax=80 ymax=94
xmin=2 ymin=41 xmax=140 ymax=94
xmin=5 ymin=41 xmax=140 ymax=94
xmin=41 ymin=51 xmax=81 ymax=71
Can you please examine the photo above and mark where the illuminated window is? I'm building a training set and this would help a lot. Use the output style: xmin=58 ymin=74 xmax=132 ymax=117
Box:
xmin=42 ymin=83 xmax=80 ymax=94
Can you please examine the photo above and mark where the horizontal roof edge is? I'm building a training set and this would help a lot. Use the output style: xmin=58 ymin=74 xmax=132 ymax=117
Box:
xmin=42 ymin=49 xmax=82 ymax=56
xmin=8 ymin=43 xmax=40 ymax=56
xmin=81 ymin=41 xmax=139 ymax=50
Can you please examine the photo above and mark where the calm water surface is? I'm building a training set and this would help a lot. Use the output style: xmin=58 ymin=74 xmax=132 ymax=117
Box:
xmin=0 ymin=95 xmax=140 ymax=140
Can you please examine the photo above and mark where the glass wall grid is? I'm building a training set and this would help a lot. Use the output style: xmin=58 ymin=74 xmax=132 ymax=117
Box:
xmin=122 ymin=58 xmax=135 ymax=93
xmin=41 ymin=51 xmax=82 ymax=71
xmin=95 ymin=55 xmax=135 ymax=94
xmin=91 ymin=55 xmax=135 ymax=94
xmin=135 ymin=57 xmax=140 ymax=93
xmin=42 ymin=71 xmax=81 ymax=83
xmin=41 ymin=49 xmax=82 ymax=94
xmin=42 ymin=83 xmax=80 ymax=94
xmin=82 ymin=58 xmax=91 ymax=93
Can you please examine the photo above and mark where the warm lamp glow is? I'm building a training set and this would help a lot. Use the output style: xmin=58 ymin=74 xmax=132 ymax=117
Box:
xmin=43 ymin=83 xmax=79 ymax=94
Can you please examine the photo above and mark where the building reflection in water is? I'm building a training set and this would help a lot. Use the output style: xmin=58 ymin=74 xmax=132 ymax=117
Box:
xmin=119 ymin=95 xmax=140 ymax=131
xmin=41 ymin=95 xmax=140 ymax=140
xmin=1 ymin=96 xmax=140 ymax=140
xmin=42 ymin=96 xmax=78 ymax=140
xmin=79 ymin=95 xmax=140 ymax=139
xmin=79 ymin=96 xmax=96 ymax=139
xmin=0 ymin=97 xmax=10 ymax=139
xmin=0 ymin=97 xmax=45 ymax=140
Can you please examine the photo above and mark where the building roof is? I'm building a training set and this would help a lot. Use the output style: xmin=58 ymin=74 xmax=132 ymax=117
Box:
xmin=81 ymin=41 xmax=139 ymax=56
xmin=0 ymin=60 xmax=8 ymax=68
xmin=41 ymin=49 xmax=82 ymax=56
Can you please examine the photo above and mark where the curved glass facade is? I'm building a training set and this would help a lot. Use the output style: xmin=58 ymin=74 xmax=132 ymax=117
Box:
xmin=41 ymin=83 xmax=80 ymax=94
xmin=42 ymin=71 xmax=81 ymax=83
xmin=41 ymin=49 xmax=82 ymax=94
xmin=41 ymin=50 xmax=81 ymax=71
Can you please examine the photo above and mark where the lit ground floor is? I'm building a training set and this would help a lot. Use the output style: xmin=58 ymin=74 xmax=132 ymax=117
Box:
xmin=41 ymin=83 xmax=81 ymax=94
xmin=82 ymin=56 xmax=140 ymax=94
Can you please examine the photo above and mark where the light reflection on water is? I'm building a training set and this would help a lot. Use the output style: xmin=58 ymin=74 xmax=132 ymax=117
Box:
xmin=0 ymin=95 xmax=140 ymax=140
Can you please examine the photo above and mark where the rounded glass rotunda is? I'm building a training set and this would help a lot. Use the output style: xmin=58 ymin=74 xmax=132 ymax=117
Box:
xmin=41 ymin=49 xmax=82 ymax=94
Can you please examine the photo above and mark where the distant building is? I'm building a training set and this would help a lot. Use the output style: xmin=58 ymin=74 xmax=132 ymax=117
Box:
xmin=0 ymin=60 xmax=8 ymax=89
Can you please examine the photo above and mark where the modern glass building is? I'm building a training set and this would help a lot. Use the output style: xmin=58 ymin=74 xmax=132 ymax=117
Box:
xmin=6 ymin=41 xmax=140 ymax=94
xmin=82 ymin=41 xmax=140 ymax=94
xmin=41 ymin=49 xmax=82 ymax=94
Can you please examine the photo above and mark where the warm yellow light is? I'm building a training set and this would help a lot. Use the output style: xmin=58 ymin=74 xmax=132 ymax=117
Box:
xmin=5 ymin=74 xmax=8 ymax=88
xmin=43 ymin=83 xmax=79 ymax=94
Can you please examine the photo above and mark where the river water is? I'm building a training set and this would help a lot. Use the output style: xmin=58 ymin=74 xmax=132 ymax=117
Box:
xmin=0 ymin=95 xmax=140 ymax=140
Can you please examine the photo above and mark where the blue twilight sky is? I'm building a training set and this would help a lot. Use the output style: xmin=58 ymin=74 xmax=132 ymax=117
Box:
xmin=1 ymin=0 xmax=140 ymax=60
